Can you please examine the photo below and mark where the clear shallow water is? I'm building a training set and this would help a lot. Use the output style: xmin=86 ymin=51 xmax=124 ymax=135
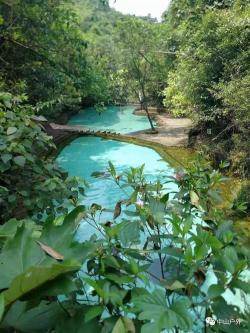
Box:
xmin=56 ymin=136 xmax=175 ymax=239
xmin=68 ymin=105 xmax=155 ymax=133
xmin=59 ymin=107 xmax=250 ymax=328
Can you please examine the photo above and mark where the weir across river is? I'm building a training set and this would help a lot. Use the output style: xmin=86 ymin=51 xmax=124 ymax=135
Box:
xmin=45 ymin=118 xmax=192 ymax=148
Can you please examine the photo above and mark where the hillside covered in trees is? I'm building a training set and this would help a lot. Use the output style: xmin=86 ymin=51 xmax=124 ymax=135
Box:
xmin=0 ymin=0 xmax=249 ymax=332
xmin=1 ymin=0 xmax=249 ymax=176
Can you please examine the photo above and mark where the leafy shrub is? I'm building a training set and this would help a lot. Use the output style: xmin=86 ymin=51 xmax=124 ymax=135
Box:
xmin=0 ymin=92 xmax=83 ymax=222
xmin=233 ymin=183 xmax=250 ymax=216
xmin=0 ymin=159 xmax=249 ymax=332
xmin=162 ymin=2 xmax=250 ymax=177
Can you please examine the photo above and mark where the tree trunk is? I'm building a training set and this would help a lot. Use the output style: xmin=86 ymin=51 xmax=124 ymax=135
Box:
xmin=140 ymin=86 xmax=156 ymax=132
xmin=143 ymin=100 xmax=155 ymax=132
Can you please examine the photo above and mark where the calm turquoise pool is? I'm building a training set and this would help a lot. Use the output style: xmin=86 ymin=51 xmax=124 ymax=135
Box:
xmin=68 ymin=105 xmax=154 ymax=133
xmin=56 ymin=136 xmax=175 ymax=239
xmin=57 ymin=114 xmax=249 ymax=329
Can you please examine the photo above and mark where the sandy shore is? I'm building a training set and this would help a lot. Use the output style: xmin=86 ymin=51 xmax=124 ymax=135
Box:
xmin=128 ymin=111 xmax=193 ymax=147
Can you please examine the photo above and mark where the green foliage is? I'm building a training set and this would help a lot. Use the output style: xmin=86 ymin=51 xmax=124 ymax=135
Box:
xmin=0 ymin=206 xmax=97 ymax=331
xmin=0 ymin=0 xmax=119 ymax=117
xmin=232 ymin=183 xmax=250 ymax=215
xmin=0 ymin=92 xmax=83 ymax=221
xmin=116 ymin=16 xmax=169 ymax=105
xmin=4 ymin=261 xmax=80 ymax=307
xmin=74 ymin=0 xmax=126 ymax=105
xmin=133 ymin=290 xmax=192 ymax=332
xmin=0 ymin=0 xmax=84 ymax=116
xmin=0 ymin=1 xmax=249 ymax=330
xmin=162 ymin=1 xmax=250 ymax=176
xmin=1 ymin=159 xmax=249 ymax=332
xmin=213 ymin=72 xmax=250 ymax=176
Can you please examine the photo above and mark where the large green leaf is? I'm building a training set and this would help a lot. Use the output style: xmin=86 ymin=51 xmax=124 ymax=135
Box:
xmin=141 ymin=322 xmax=158 ymax=333
xmin=0 ymin=293 xmax=4 ymax=321
xmin=230 ymin=278 xmax=250 ymax=294
xmin=149 ymin=198 xmax=165 ymax=224
xmin=39 ymin=206 xmax=96 ymax=264
xmin=133 ymin=289 xmax=192 ymax=332
xmin=0 ymin=225 xmax=45 ymax=289
xmin=170 ymin=298 xmax=193 ymax=329
xmin=0 ymin=219 xmax=41 ymax=239
xmin=83 ymin=279 xmax=127 ymax=306
xmin=55 ymin=308 xmax=102 ymax=333
xmin=13 ymin=156 xmax=26 ymax=167
xmin=118 ymin=220 xmax=140 ymax=246
xmin=104 ymin=219 xmax=140 ymax=246
xmin=207 ymin=284 xmax=224 ymax=298
xmin=23 ymin=275 xmax=77 ymax=300
xmin=1 ymin=301 xmax=66 ymax=333
xmin=112 ymin=317 xmax=126 ymax=333
xmin=211 ymin=297 xmax=241 ymax=320
xmin=39 ymin=206 xmax=93 ymax=263
xmin=41 ymin=206 xmax=86 ymax=244
xmin=219 ymin=246 xmax=239 ymax=274
xmin=6 ymin=127 xmax=17 ymax=135
xmin=84 ymin=305 xmax=104 ymax=323
xmin=0 ymin=219 xmax=22 ymax=239
xmin=0 ymin=210 xmax=95 ymax=292
xmin=3 ymin=260 xmax=80 ymax=306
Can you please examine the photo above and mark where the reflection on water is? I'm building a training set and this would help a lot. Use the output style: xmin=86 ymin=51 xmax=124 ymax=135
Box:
xmin=68 ymin=105 xmax=155 ymax=133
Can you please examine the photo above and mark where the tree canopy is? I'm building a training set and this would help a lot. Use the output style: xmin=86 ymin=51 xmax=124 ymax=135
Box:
xmin=162 ymin=0 xmax=250 ymax=176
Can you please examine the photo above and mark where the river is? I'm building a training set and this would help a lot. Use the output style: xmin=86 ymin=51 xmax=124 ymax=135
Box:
xmin=56 ymin=106 xmax=174 ymax=239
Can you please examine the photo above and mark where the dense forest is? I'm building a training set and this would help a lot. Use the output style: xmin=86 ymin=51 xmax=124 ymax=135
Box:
xmin=0 ymin=0 xmax=249 ymax=332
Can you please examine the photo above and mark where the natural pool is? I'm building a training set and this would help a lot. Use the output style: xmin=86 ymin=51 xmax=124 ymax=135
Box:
xmin=56 ymin=106 xmax=249 ymax=332
xmin=68 ymin=105 xmax=155 ymax=133
xmin=59 ymin=105 xmax=170 ymax=238
xmin=56 ymin=136 xmax=249 ymax=330
xmin=56 ymin=136 xmax=175 ymax=239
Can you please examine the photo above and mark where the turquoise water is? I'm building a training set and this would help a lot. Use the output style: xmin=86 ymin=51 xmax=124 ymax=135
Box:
xmin=57 ymin=111 xmax=249 ymax=329
xmin=56 ymin=136 xmax=174 ymax=239
xmin=68 ymin=105 xmax=154 ymax=133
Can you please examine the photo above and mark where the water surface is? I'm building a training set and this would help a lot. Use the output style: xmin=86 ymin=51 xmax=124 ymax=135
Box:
xmin=57 ymin=110 xmax=249 ymax=330
xmin=56 ymin=136 xmax=174 ymax=238
xmin=56 ymin=137 xmax=173 ymax=205
xmin=68 ymin=105 xmax=154 ymax=133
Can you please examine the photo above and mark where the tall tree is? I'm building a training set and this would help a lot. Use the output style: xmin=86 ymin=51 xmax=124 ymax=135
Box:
xmin=117 ymin=17 xmax=168 ymax=132
xmin=162 ymin=0 xmax=250 ymax=176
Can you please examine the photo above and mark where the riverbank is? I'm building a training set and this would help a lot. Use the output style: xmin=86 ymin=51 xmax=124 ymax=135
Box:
xmin=48 ymin=110 xmax=249 ymax=241
xmin=129 ymin=115 xmax=193 ymax=147
xmin=131 ymin=108 xmax=193 ymax=147
xmin=49 ymin=123 xmax=195 ymax=169
xmin=49 ymin=105 xmax=193 ymax=148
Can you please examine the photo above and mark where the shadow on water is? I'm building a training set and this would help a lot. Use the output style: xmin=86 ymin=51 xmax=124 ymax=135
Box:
xmin=69 ymin=106 xmax=121 ymax=127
